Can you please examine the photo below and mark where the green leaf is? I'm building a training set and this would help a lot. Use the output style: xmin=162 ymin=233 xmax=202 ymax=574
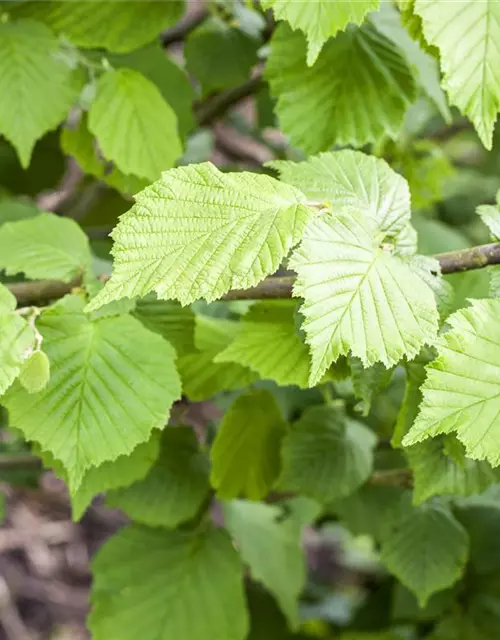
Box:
xmin=88 ymin=68 xmax=183 ymax=182
xmin=89 ymin=525 xmax=248 ymax=640
xmin=107 ymin=427 xmax=210 ymax=528
xmin=403 ymin=299 xmax=500 ymax=466
xmin=269 ymin=150 xmax=415 ymax=250
xmin=0 ymin=198 xmax=40 ymax=225
xmin=85 ymin=163 xmax=312 ymax=311
xmin=290 ymin=208 xmax=439 ymax=385
xmin=211 ymin=389 xmax=287 ymax=500
xmin=215 ymin=301 xmax=311 ymax=388
xmin=185 ymin=18 xmax=259 ymax=95
xmin=61 ymin=114 xmax=148 ymax=196
xmin=380 ymin=501 xmax=469 ymax=606
xmin=478 ymin=196 xmax=500 ymax=240
xmin=279 ymin=405 xmax=377 ymax=504
xmin=70 ymin=434 xmax=161 ymax=520
xmin=266 ymin=23 xmax=417 ymax=154
xmin=10 ymin=1 xmax=185 ymax=53
xmin=414 ymin=0 xmax=500 ymax=149
xmin=261 ymin=0 xmax=379 ymax=66
xmin=105 ymin=43 xmax=196 ymax=139
xmin=0 ymin=284 xmax=35 ymax=395
xmin=19 ymin=350 xmax=50 ymax=394
xmin=370 ymin=1 xmax=451 ymax=122
xmin=178 ymin=315 xmax=257 ymax=401
xmin=406 ymin=436 xmax=498 ymax=505
xmin=2 ymin=295 xmax=181 ymax=489
xmin=133 ymin=294 xmax=196 ymax=357
xmin=351 ymin=359 xmax=394 ymax=416
xmin=0 ymin=213 xmax=92 ymax=282
xmin=223 ymin=500 xmax=306 ymax=628
xmin=0 ymin=19 xmax=84 ymax=167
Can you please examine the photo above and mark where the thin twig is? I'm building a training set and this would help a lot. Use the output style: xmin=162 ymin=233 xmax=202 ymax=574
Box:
xmin=161 ymin=5 xmax=209 ymax=46
xmin=6 ymin=242 xmax=500 ymax=305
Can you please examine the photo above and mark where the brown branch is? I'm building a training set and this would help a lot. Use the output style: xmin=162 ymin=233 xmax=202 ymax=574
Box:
xmin=161 ymin=6 xmax=209 ymax=47
xmin=0 ymin=454 xmax=42 ymax=471
xmin=6 ymin=242 xmax=500 ymax=305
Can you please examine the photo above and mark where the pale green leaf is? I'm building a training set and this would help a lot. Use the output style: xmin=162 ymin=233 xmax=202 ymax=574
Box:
xmin=290 ymin=209 xmax=439 ymax=385
xmin=269 ymin=150 xmax=414 ymax=249
xmin=224 ymin=500 xmax=306 ymax=628
xmin=70 ymin=434 xmax=161 ymax=520
xmin=266 ymin=23 xmax=417 ymax=153
xmin=380 ymin=501 xmax=469 ymax=606
xmin=89 ymin=525 xmax=248 ymax=640
xmin=61 ymin=115 xmax=148 ymax=196
xmin=0 ymin=19 xmax=84 ymax=167
xmin=215 ymin=301 xmax=311 ymax=388
xmin=0 ymin=213 xmax=92 ymax=282
xmin=415 ymin=0 xmax=500 ymax=149
xmin=88 ymin=68 xmax=183 ymax=182
xmin=279 ymin=405 xmax=377 ymax=504
xmin=105 ymin=43 xmax=196 ymax=139
xmin=406 ymin=436 xmax=498 ymax=505
xmin=10 ymin=1 xmax=185 ymax=53
xmin=2 ymin=295 xmax=181 ymax=489
xmin=478 ymin=196 xmax=500 ymax=240
xmin=262 ymin=0 xmax=379 ymax=66
xmin=85 ymin=163 xmax=311 ymax=311
xmin=178 ymin=315 xmax=257 ymax=401
xmin=133 ymin=294 xmax=196 ymax=356
xmin=19 ymin=350 xmax=50 ymax=394
xmin=107 ymin=427 xmax=210 ymax=528
xmin=403 ymin=299 xmax=500 ymax=466
xmin=0 ymin=284 xmax=35 ymax=396
xmin=185 ymin=18 xmax=259 ymax=95
xmin=370 ymin=1 xmax=451 ymax=122
xmin=211 ymin=389 xmax=287 ymax=500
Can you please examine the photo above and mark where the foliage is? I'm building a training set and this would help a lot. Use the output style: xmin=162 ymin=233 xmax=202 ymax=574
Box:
xmin=2 ymin=1 xmax=500 ymax=638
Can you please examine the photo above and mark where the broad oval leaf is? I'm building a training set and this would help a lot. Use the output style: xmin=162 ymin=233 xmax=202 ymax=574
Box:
xmin=266 ymin=23 xmax=417 ymax=153
xmin=85 ymin=163 xmax=312 ymax=311
xmin=290 ymin=209 xmax=439 ymax=385
xmin=88 ymin=68 xmax=183 ymax=182
xmin=0 ymin=19 xmax=84 ymax=167
xmin=89 ymin=525 xmax=248 ymax=640
xmin=2 ymin=295 xmax=181 ymax=489
xmin=403 ymin=299 xmax=500 ymax=466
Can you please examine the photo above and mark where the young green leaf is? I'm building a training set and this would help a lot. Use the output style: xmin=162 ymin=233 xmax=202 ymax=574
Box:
xmin=85 ymin=163 xmax=312 ymax=311
xmin=269 ymin=150 xmax=414 ymax=250
xmin=107 ymin=427 xmax=210 ymax=528
xmin=215 ymin=301 xmax=311 ymax=388
xmin=415 ymin=0 xmax=500 ymax=149
xmin=279 ymin=405 xmax=377 ymax=504
xmin=19 ymin=350 xmax=50 ymax=394
xmin=10 ymin=1 xmax=185 ymax=53
xmin=406 ymin=436 xmax=498 ymax=505
xmin=0 ymin=19 xmax=84 ymax=167
xmin=2 ymin=295 xmax=181 ymax=489
xmin=290 ymin=209 xmax=439 ymax=385
xmin=261 ymin=0 xmax=380 ymax=66
xmin=380 ymin=501 xmax=469 ymax=606
xmin=266 ymin=23 xmax=417 ymax=153
xmin=211 ymin=389 xmax=287 ymax=500
xmin=89 ymin=525 xmax=248 ymax=640
xmin=350 ymin=359 xmax=394 ymax=416
xmin=0 ymin=284 xmax=35 ymax=396
xmin=88 ymin=68 xmax=182 ymax=182
xmin=403 ymin=299 xmax=500 ymax=465
xmin=0 ymin=213 xmax=92 ymax=282
xmin=224 ymin=500 xmax=307 ymax=629
xmin=478 ymin=196 xmax=500 ymax=240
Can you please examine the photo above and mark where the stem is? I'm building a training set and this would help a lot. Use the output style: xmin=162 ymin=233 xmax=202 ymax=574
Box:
xmin=6 ymin=242 xmax=500 ymax=305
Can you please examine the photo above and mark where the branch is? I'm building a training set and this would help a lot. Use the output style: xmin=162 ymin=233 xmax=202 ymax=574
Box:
xmin=161 ymin=6 xmax=209 ymax=46
xmin=195 ymin=71 xmax=265 ymax=127
xmin=6 ymin=242 xmax=500 ymax=305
